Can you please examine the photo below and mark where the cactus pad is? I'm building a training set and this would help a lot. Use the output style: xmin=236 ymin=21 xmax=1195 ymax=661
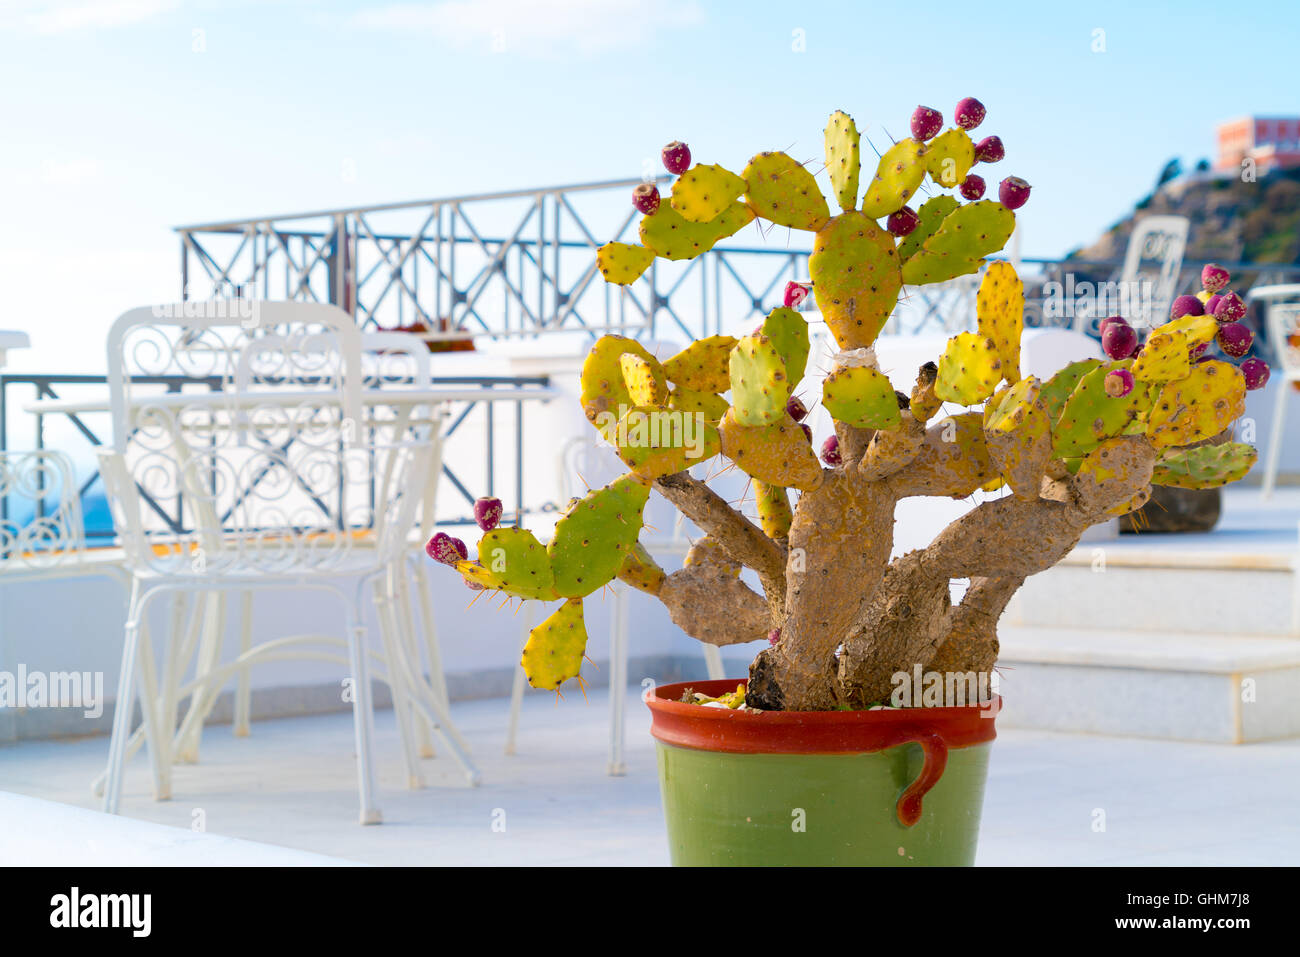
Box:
xmin=760 ymin=307 xmax=811 ymax=386
xmin=619 ymin=352 xmax=668 ymax=407
xmin=936 ymin=332 xmax=1003 ymax=405
xmin=824 ymin=110 xmax=861 ymax=212
xmin=754 ymin=480 xmax=794 ymax=539
xmin=548 ymin=474 xmax=648 ymax=597
xmin=899 ymin=201 xmax=1015 ymax=286
xmin=467 ymin=527 xmax=556 ymax=600
xmin=898 ymin=195 xmax=958 ymax=261
xmin=668 ymin=385 xmax=730 ymax=424
xmin=616 ymin=541 xmax=666 ymax=594
xmin=729 ymin=334 xmax=790 ymax=426
xmin=1040 ymin=358 xmax=1103 ymax=425
xmin=808 ymin=211 xmax=902 ymax=349
xmin=520 ymin=598 xmax=588 ymax=690
xmin=1146 ymin=360 xmax=1247 ymax=448
xmin=1152 ymin=442 xmax=1258 ymax=489
xmin=639 ymin=201 xmax=755 ymax=261
xmin=976 ymin=261 xmax=1025 ymax=383
xmin=670 ymin=163 xmax=747 ymax=223
xmin=580 ymin=336 xmax=661 ymax=437
xmin=662 ymin=335 xmax=737 ymax=394
xmin=742 ymin=151 xmax=830 ymax=231
xmin=596 ymin=242 xmax=655 ymax=285
xmin=613 ymin=405 xmax=721 ymax=478
xmin=822 ymin=365 xmax=901 ymax=429
xmin=1131 ymin=331 xmax=1191 ymax=383
xmin=860 ymin=138 xmax=928 ymax=218
xmin=1052 ymin=362 xmax=1144 ymax=457
xmin=925 ymin=128 xmax=975 ymax=188
xmin=718 ymin=409 xmax=823 ymax=491
xmin=984 ymin=376 xmax=1051 ymax=498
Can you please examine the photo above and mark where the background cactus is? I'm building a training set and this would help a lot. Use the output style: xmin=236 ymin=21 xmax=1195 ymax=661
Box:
xmin=437 ymin=101 xmax=1265 ymax=709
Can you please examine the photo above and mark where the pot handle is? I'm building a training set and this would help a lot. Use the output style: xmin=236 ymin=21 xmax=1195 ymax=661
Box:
xmin=896 ymin=731 xmax=949 ymax=827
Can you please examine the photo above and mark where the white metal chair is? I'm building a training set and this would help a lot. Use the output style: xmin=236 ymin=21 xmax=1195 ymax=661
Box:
xmin=1261 ymin=301 xmax=1300 ymax=499
xmin=96 ymin=302 xmax=470 ymax=824
xmin=1073 ymin=215 xmax=1189 ymax=336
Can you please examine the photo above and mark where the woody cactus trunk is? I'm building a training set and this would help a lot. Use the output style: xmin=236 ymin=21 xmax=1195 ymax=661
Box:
xmin=429 ymin=101 xmax=1265 ymax=713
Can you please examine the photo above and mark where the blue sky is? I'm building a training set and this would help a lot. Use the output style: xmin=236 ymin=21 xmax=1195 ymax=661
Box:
xmin=1 ymin=0 xmax=1297 ymax=371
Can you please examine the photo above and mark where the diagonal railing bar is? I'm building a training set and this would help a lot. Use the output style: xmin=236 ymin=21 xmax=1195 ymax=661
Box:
xmin=353 ymin=214 xmax=434 ymax=326
xmin=451 ymin=198 xmax=542 ymax=326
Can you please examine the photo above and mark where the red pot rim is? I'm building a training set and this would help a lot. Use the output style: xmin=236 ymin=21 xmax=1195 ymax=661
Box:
xmin=646 ymin=678 xmax=997 ymax=756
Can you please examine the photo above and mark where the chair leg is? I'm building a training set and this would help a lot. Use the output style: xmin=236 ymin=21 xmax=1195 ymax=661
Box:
xmin=373 ymin=576 xmax=424 ymax=790
xmin=135 ymin=601 xmax=173 ymax=801
xmin=1262 ymin=380 xmax=1288 ymax=501
xmin=233 ymin=590 xmax=253 ymax=737
xmin=393 ymin=566 xmax=435 ymax=758
xmin=345 ymin=611 xmax=383 ymax=825
xmin=607 ymin=589 xmax=628 ymax=777
xmin=504 ymin=604 xmax=534 ymax=756
xmin=703 ymin=644 xmax=725 ymax=681
xmin=175 ymin=591 xmax=226 ymax=763
xmin=103 ymin=580 xmax=145 ymax=815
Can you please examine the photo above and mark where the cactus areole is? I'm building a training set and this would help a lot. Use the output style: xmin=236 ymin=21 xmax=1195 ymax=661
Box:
xmin=432 ymin=103 xmax=1262 ymax=717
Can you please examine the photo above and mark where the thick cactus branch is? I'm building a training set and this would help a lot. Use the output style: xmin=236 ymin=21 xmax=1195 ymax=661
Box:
xmin=658 ymin=564 xmax=771 ymax=647
xmin=927 ymin=575 xmax=1024 ymax=676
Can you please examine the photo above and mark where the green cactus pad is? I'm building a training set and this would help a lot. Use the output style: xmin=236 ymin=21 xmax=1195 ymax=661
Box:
xmin=619 ymin=352 xmax=668 ymax=406
xmin=668 ymin=385 xmax=730 ymax=424
xmin=662 ymin=335 xmax=737 ymax=394
xmin=754 ymin=480 xmax=794 ymax=539
xmin=821 ymin=366 xmax=901 ymax=429
xmin=742 ymin=151 xmax=830 ymax=231
xmin=808 ymin=211 xmax=902 ymax=349
xmin=520 ymin=598 xmax=588 ymax=690
xmin=548 ymin=474 xmax=650 ymax=597
xmin=760 ymin=307 xmax=811 ymax=387
xmin=860 ymin=138 xmax=928 ymax=218
xmin=1152 ymin=442 xmax=1258 ymax=489
xmin=670 ymin=163 xmax=748 ymax=223
xmin=469 ymin=527 xmax=557 ymax=600
xmin=925 ymin=128 xmax=975 ymax=189
xmin=898 ymin=195 xmax=959 ymax=261
xmin=1146 ymin=360 xmax=1247 ymax=449
xmin=935 ymin=332 xmax=1003 ymax=406
xmin=824 ymin=110 xmax=861 ymax=212
xmin=1052 ymin=361 xmax=1144 ymax=457
xmin=983 ymin=376 xmax=1051 ymax=498
xmin=616 ymin=541 xmax=666 ymax=594
xmin=613 ymin=404 xmax=722 ymax=478
xmin=595 ymin=242 xmax=655 ymax=285
xmin=580 ymin=335 xmax=661 ymax=437
xmin=976 ymin=261 xmax=1025 ymax=383
xmin=718 ymin=409 xmax=823 ymax=491
xmin=900 ymin=201 xmax=1016 ymax=286
xmin=1039 ymin=358 xmax=1103 ymax=425
xmin=639 ymin=201 xmax=755 ymax=261
xmin=729 ymin=334 xmax=790 ymax=426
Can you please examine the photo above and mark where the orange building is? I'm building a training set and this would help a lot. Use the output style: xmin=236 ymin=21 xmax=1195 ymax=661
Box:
xmin=1216 ymin=116 xmax=1300 ymax=172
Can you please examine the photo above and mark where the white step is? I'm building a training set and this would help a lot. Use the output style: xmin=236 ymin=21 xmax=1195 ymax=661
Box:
xmin=1007 ymin=546 xmax=1298 ymax=637
xmin=995 ymin=625 xmax=1300 ymax=743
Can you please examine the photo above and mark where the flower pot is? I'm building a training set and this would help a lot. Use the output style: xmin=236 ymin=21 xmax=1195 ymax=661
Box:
xmin=646 ymin=679 xmax=997 ymax=866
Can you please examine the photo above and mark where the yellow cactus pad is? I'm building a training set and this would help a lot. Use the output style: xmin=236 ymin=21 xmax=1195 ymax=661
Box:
xmin=925 ymin=128 xmax=975 ymax=188
xmin=718 ymin=409 xmax=823 ymax=491
xmin=639 ymin=202 xmax=755 ymax=261
xmin=976 ymin=262 xmax=1025 ymax=383
xmin=754 ymin=480 xmax=794 ymax=539
xmin=466 ymin=527 xmax=557 ymax=600
xmin=613 ymin=405 xmax=721 ymax=479
xmin=821 ymin=366 xmax=901 ymax=430
xmin=668 ymin=385 xmax=730 ymax=425
xmin=808 ymin=211 xmax=902 ymax=349
xmin=1146 ymin=360 xmax=1247 ymax=448
xmin=662 ymin=335 xmax=737 ymax=394
xmin=860 ymin=138 xmax=928 ymax=218
xmin=595 ymin=242 xmax=655 ymax=285
xmin=670 ymin=163 xmax=747 ymax=223
xmin=616 ymin=542 xmax=666 ymax=594
xmin=936 ymin=332 xmax=1003 ymax=406
xmin=1132 ymin=331 xmax=1191 ymax=383
xmin=742 ymin=151 xmax=830 ymax=231
xmin=619 ymin=352 xmax=668 ymax=406
xmin=824 ymin=110 xmax=861 ymax=212
xmin=520 ymin=598 xmax=588 ymax=690
xmin=579 ymin=335 xmax=661 ymax=437
xmin=984 ymin=376 xmax=1051 ymax=499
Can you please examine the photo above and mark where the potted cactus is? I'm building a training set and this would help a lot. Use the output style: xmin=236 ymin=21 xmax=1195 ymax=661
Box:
xmin=427 ymin=100 xmax=1267 ymax=866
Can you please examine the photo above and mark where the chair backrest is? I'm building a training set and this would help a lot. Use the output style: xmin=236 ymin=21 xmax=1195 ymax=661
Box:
xmin=0 ymin=450 xmax=86 ymax=573
xmin=1265 ymin=303 xmax=1300 ymax=381
xmin=1072 ymin=215 xmax=1189 ymax=336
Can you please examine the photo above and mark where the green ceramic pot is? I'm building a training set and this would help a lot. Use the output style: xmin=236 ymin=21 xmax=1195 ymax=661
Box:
xmin=647 ymin=679 xmax=997 ymax=866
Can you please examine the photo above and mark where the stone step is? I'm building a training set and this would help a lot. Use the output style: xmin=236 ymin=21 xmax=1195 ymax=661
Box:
xmin=1006 ymin=546 xmax=1298 ymax=637
xmin=994 ymin=625 xmax=1300 ymax=743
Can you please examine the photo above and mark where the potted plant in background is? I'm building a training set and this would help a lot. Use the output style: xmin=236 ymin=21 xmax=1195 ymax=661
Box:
xmin=427 ymin=99 xmax=1268 ymax=866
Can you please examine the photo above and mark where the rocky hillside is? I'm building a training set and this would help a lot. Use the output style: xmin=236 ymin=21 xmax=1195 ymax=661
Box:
xmin=1070 ymin=165 xmax=1300 ymax=264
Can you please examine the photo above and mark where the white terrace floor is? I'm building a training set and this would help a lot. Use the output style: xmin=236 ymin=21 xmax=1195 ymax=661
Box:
xmin=4 ymin=682 xmax=1300 ymax=866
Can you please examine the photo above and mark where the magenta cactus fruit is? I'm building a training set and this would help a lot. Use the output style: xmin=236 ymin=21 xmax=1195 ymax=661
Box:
xmin=632 ymin=183 xmax=660 ymax=215
xmin=426 ymin=531 xmax=467 ymax=565
xmin=1216 ymin=322 xmax=1253 ymax=358
xmin=910 ymin=106 xmax=943 ymax=142
xmin=954 ymin=97 xmax=986 ymax=131
xmin=1201 ymin=263 xmax=1231 ymax=294
xmin=800 ymin=423 xmax=813 ymax=443
xmin=1101 ymin=321 xmax=1138 ymax=360
xmin=1170 ymin=294 xmax=1204 ymax=319
xmin=1188 ymin=341 xmax=1209 ymax=361
xmin=767 ymin=628 xmax=782 ymax=646
xmin=1240 ymin=357 xmax=1270 ymax=391
xmin=1104 ymin=368 xmax=1135 ymax=398
xmin=998 ymin=176 xmax=1031 ymax=210
xmin=1213 ymin=291 xmax=1246 ymax=323
xmin=974 ymin=135 xmax=1005 ymax=163
xmin=474 ymin=496 xmax=504 ymax=531
xmin=886 ymin=205 xmax=920 ymax=236
xmin=820 ymin=434 xmax=842 ymax=466
xmin=1098 ymin=316 xmax=1127 ymax=337
xmin=959 ymin=174 xmax=986 ymax=200
xmin=1205 ymin=294 xmax=1223 ymax=317
xmin=661 ymin=140 xmax=691 ymax=175
xmin=783 ymin=280 xmax=812 ymax=309
xmin=786 ymin=394 xmax=809 ymax=421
